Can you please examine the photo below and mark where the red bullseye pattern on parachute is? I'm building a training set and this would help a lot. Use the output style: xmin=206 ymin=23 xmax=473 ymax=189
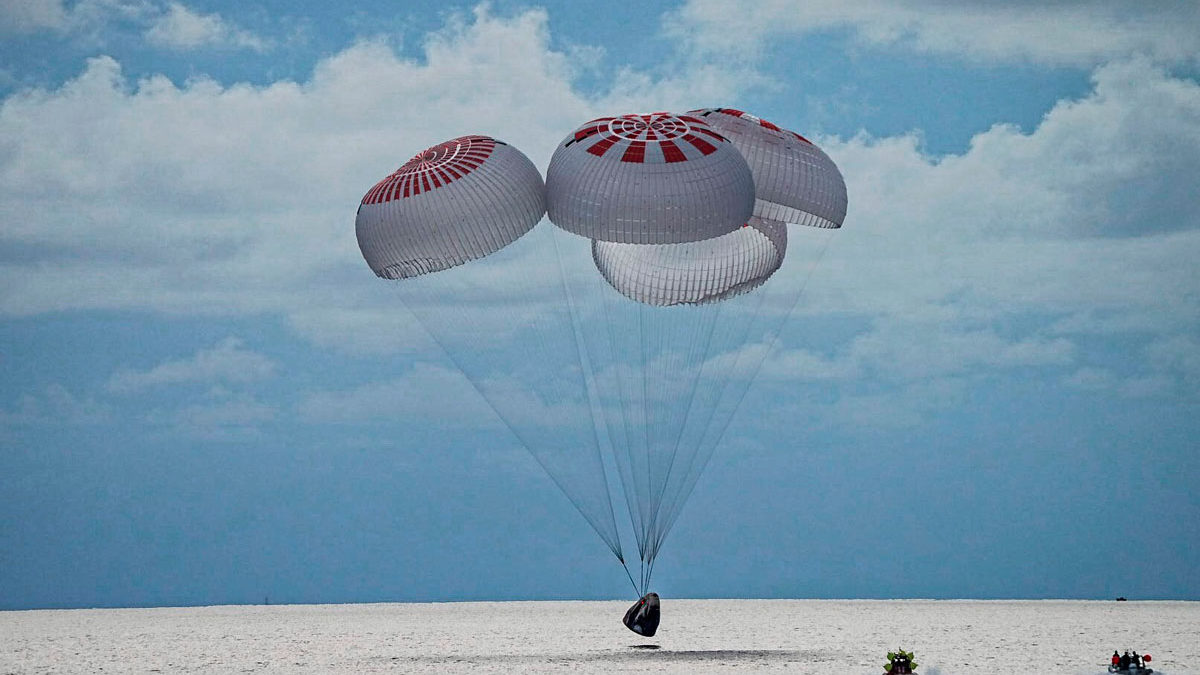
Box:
xmin=361 ymin=135 xmax=497 ymax=204
xmin=356 ymin=135 xmax=545 ymax=280
xmin=689 ymin=108 xmax=848 ymax=230
xmin=569 ymin=113 xmax=729 ymax=164
xmin=547 ymin=112 xmax=755 ymax=245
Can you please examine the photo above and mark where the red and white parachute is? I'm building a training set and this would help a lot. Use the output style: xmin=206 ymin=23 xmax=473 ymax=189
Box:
xmin=356 ymin=135 xmax=545 ymax=279
xmin=354 ymin=109 xmax=847 ymax=596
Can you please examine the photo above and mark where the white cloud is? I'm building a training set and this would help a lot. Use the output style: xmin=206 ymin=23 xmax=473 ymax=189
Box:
xmin=0 ymin=0 xmax=263 ymax=51
xmin=0 ymin=384 xmax=111 ymax=425
xmin=1146 ymin=335 xmax=1200 ymax=380
xmin=0 ymin=6 xmax=746 ymax=345
xmin=296 ymin=361 xmax=592 ymax=433
xmin=169 ymin=393 xmax=275 ymax=427
xmin=760 ymin=377 xmax=970 ymax=432
xmin=107 ymin=336 xmax=276 ymax=393
xmin=134 ymin=389 xmax=277 ymax=441
xmin=739 ymin=320 xmax=1074 ymax=384
xmin=1062 ymin=366 xmax=1172 ymax=399
xmin=774 ymin=57 xmax=1200 ymax=342
xmin=0 ymin=0 xmax=156 ymax=39
xmin=1063 ymin=366 xmax=1115 ymax=392
xmin=296 ymin=362 xmax=493 ymax=425
xmin=0 ymin=0 xmax=67 ymax=33
xmin=666 ymin=0 xmax=1200 ymax=67
xmin=0 ymin=6 xmax=1197 ymax=433
xmin=144 ymin=2 xmax=266 ymax=51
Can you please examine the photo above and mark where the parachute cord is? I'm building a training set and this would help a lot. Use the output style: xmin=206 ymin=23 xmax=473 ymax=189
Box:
xmin=594 ymin=259 xmax=646 ymax=566
xmin=551 ymin=226 xmax=624 ymax=564
xmin=637 ymin=302 xmax=652 ymax=558
xmin=621 ymin=558 xmax=640 ymax=596
xmin=397 ymin=291 xmax=625 ymax=563
xmin=654 ymin=229 xmax=837 ymax=545
xmin=645 ymin=289 xmax=769 ymax=563
xmin=646 ymin=298 xmax=723 ymax=556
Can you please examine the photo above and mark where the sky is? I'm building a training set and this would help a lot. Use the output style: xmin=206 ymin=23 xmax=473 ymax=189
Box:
xmin=1 ymin=0 xmax=1199 ymax=610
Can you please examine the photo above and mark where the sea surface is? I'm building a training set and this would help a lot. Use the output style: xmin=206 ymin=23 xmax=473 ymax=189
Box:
xmin=2 ymin=599 xmax=1196 ymax=674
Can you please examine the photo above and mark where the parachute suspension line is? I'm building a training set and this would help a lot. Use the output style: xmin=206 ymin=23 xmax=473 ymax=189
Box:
xmin=645 ymin=297 xmax=725 ymax=565
xmin=397 ymin=290 xmax=624 ymax=559
xmin=551 ymin=226 xmax=624 ymax=564
xmin=655 ymin=228 xmax=838 ymax=545
xmin=637 ymin=301 xmax=653 ymax=558
xmin=647 ymin=287 xmax=768 ymax=564
xmin=620 ymin=557 xmax=640 ymax=596
xmin=599 ymin=272 xmax=648 ymax=564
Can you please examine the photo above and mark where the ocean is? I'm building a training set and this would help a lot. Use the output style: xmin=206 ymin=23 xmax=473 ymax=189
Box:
xmin=2 ymin=599 xmax=1195 ymax=673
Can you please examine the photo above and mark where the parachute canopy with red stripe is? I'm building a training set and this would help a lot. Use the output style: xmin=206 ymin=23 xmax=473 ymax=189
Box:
xmin=689 ymin=108 xmax=848 ymax=230
xmin=355 ymin=135 xmax=546 ymax=280
xmin=546 ymin=112 xmax=755 ymax=245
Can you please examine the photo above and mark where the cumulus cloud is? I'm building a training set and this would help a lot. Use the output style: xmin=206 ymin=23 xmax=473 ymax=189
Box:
xmin=296 ymin=361 xmax=592 ymax=432
xmin=169 ymin=393 xmax=275 ymax=427
xmin=0 ymin=0 xmax=157 ymax=40
xmin=665 ymin=0 xmax=1200 ymax=67
xmin=759 ymin=376 xmax=970 ymax=431
xmin=728 ymin=319 xmax=1074 ymax=384
xmin=0 ymin=384 xmax=111 ymax=425
xmin=0 ymin=0 xmax=68 ymax=33
xmin=1146 ymin=335 xmax=1200 ymax=381
xmin=134 ymin=389 xmax=277 ymax=441
xmin=107 ymin=336 xmax=276 ymax=393
xmin=771 ymin=57 xmax=1200 ymax=341
xmin=0 ymin=10 xmax=582 ymax=324
xmin=0 ymin=6 xmax=745 ymax=337
xmin=1062 ymin=367 xmax=1172 ymax=399
xmin=297 ymin=363 xmax=489 ymax=425
xmin=0 ymin=0 xmax=264 ymax=51
xmin=144 ymin=2 xmax=267 ymax=51
xmin=1 ymin=5 xmax=1197 ymax=432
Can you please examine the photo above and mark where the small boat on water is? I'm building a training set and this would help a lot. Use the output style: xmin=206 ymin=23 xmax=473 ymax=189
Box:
xmin=1108 ymin=651 xmax=1153 ymax=674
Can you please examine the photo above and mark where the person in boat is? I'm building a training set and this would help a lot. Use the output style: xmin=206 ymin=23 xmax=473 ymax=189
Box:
xmin=1112 ymin=650 xmax=1121 ymax=669
xmin=1121 ymin=651 xmax=1131 ymax=670
xmin=1132 ymin=652 xmax=1141 ymax=669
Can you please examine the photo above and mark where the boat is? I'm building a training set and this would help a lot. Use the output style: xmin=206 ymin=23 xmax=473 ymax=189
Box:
xmin=1108 ymin=653 xmax=1153 ymax=674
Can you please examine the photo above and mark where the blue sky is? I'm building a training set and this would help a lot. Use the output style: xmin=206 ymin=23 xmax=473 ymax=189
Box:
xmin=2 ymin=0 xmax=1199 ymax=610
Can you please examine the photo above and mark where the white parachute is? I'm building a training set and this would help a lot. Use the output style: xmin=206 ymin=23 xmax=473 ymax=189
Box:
xmin=592 ymin=217 xmax=787 ymax=307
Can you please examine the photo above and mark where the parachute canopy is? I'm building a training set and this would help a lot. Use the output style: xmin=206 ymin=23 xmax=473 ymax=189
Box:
xmin=355 ymin=109 xmax=847 ymax=598
xmin=546 ymin=113 xmax=755 ymax=244
xmin=356 ymin=135 xmax=546 ymax=279
xmin=592 ymin=217 xmax=787 ymax=307
xmin=688 ymin=108 xmax=848 ymax=230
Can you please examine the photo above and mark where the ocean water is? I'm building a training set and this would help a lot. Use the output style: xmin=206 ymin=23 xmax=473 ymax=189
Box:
xmin=1 ymin=599 xmax=1196 ymax=674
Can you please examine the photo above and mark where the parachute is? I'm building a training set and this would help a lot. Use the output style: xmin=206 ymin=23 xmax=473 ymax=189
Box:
xmin=592 ymin=217 xmax=787 ymax=307
xmin=687 ymin=108 xmax=848 ymax=230
xmin=355 ymin=110 xmax=847 ymax=599
xmin=356 ymin=135 xmax=545 ymax=279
